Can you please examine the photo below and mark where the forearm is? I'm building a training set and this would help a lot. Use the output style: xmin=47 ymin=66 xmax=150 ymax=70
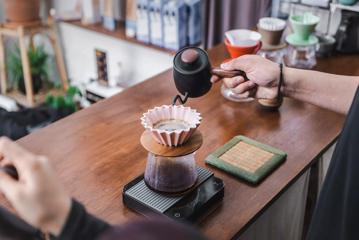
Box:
xmin=283 ymin=67 xmax=359 ymax=114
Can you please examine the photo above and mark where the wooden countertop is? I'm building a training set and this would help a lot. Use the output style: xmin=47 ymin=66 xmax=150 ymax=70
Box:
xmin=3 ymin=44 xmax=353 ymax=239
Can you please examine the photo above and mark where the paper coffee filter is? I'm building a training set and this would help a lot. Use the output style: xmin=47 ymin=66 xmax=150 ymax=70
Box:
xmin=224 ymin=29 xmax=261 ymax=46
xmin=259 ymin=17 xmax=286 ymax=31
xmin=141 ymin=105 xmax=201 ymax=147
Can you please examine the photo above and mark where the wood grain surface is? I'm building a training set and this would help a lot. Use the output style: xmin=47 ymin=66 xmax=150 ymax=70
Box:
xmin=2 ymin=44 xmax=354 ymax=239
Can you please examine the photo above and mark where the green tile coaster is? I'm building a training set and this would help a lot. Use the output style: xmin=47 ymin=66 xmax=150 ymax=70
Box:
xmin=205 ymin=136 xmax=287 ymax=184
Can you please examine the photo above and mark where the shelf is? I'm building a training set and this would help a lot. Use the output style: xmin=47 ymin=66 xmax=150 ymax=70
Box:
xmin=86 ymin=81 xmax=123 ymax=98
xmin=330 ymin=2 xmax=359 ymax=12
xmin=62 ymin=20 xmax=176 ymax=55
xmin=6 ymin=88 xmax=65 ymax=108
xmin=291 ymin=2 xmax=330 ymax=10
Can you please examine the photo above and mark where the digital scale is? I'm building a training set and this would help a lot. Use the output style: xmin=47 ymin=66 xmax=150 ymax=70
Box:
xmin=123 ymin=167 xmax=224 ymax=222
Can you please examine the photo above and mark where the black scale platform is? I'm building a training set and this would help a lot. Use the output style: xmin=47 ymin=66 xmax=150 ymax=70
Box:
xmin=123 ymin=167 xmax=224 ymax=222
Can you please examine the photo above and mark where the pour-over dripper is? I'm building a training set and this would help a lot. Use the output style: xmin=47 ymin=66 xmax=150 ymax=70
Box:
xmin=140 ymin=105 xmax=203 ymax=193
xmin=257 ymin=17 xmax=286 ymax=47
xmin=289 ymin=13 xmax=319 ymax=42
xmin=141 ymin=105 xmax=201 ymax=147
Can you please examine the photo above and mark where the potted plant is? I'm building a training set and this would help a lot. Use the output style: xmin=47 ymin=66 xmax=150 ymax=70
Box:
xmin=3 ymin=0 xmax=41 ymax=23
xmin=46 ymin=86 xmax=82 ymax=112
xmin=7 ymin=46 xmax=50 ymax=95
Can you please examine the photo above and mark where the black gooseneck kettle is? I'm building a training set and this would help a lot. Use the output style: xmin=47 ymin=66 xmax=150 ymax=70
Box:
xmin=172 ymin=46 xmax=248 ymax=105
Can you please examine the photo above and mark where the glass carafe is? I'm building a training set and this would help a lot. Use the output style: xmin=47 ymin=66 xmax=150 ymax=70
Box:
xmin=285 ymin=44 xmax=316 ymax=69
xmin=144 ymin=152 xmax=198 ymax=193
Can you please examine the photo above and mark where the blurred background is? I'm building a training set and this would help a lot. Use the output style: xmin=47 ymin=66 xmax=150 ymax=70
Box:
xmin=0 ymin=0 xmax=358 ymax=139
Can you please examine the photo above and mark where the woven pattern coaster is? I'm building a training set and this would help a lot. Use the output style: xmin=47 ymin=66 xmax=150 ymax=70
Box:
xmin=205 ymin=136 xmax=286 ymax=184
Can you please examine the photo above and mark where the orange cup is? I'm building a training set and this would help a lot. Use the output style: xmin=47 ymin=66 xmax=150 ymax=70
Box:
xmin=225 ymin=38 xmax=262 ymax=58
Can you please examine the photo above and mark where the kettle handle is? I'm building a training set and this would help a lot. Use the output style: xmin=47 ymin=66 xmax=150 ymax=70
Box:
xmin=211 ymin=68 xmax=249 ymax=80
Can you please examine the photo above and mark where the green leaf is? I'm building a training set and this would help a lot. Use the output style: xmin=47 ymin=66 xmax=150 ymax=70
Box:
xmin=7 ymin=45 xmax=50 ymax=87
xmin=45 ymin=94 xmax=54 ymax=104
xmin=66 ymin=86 xmax=81 ymax=98
xmin=64 ymin=96 xmax=76 ymax=111
xmin=52 ymin=96 xmax=66 ymax=109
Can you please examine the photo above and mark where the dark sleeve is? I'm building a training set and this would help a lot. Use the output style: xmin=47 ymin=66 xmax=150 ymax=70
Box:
xmin=51 ymin=200 xmax=111 ymax=240
xmin=307 ymin=87 xmax=359 ymax=240
xmin=0 ymin=206 xmax=44 ymax=240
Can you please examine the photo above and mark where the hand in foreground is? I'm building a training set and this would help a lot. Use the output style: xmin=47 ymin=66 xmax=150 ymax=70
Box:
xmin=0 ymin=137 xmax=71 ymax=236
xmin=211 ymin=55 xmax=281 ymax=99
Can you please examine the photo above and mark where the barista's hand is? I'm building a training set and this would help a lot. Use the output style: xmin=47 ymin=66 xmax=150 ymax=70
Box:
xmin=0 ymin=137 xmax=71 ymax=236
xmin=211 ymin=55 xmax=280 ymax=99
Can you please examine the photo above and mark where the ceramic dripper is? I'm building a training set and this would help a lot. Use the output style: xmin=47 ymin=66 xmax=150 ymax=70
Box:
xmin=141 ymin=105 xmax=201 ymax=147
xmin=258 ymin=17 xmax=286 ymax=46
xmin=290 ymin=13 xmax=319 ymax=41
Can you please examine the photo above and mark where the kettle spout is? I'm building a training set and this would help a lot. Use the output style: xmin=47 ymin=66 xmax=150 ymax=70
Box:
xmin=172 ymin=92 xmax=189 ymax=105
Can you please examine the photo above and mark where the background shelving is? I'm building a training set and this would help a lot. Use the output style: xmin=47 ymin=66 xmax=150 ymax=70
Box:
xmin=330 ymin=2 xmax=359 ymax=12
xmin=64 ymin=20 xmax=176 ymax=55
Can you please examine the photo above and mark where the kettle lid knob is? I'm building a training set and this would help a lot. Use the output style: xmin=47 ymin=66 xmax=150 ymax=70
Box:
xmin=181 ymin=49 xmax=199 ymax=64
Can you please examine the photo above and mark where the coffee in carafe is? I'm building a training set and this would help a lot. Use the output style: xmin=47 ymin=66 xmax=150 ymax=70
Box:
xmin=141 ymin=104 xmax=202 ymax=193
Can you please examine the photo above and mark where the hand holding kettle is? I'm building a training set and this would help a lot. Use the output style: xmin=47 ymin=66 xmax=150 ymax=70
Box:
xmin=172 ymin=47 xmax=282 ymax=107
xmin=211 ymin=54 xmax=282 ymax=100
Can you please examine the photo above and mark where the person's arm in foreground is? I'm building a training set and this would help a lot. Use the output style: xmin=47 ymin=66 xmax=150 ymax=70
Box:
xmin=211 ymin=55 xmax=359 ymax=114
xmin=0 ymin=138 xmax=208 ymax=240
xmin=0 ymin=137 xmax=110 ymax=240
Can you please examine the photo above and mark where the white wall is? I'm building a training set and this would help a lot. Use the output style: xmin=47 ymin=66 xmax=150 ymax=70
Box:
xmin=53 ymin=0 xmax=78 ymax=13
xmin=59 ymin=22 xmax=173 ymax=87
